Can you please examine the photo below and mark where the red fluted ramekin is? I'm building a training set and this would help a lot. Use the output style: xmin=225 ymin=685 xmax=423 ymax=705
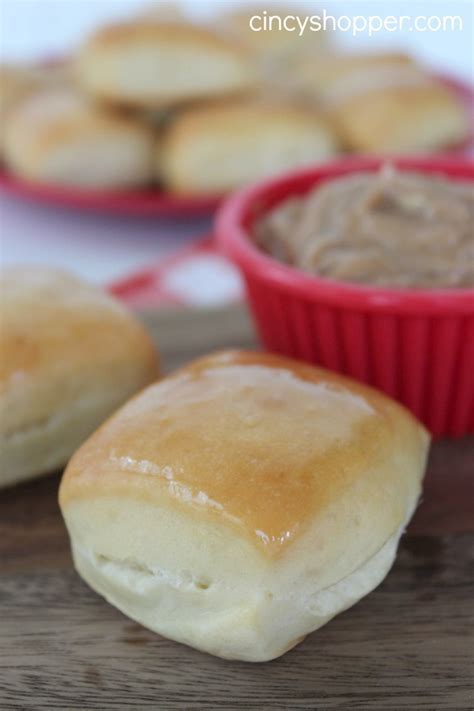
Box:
xmin=215 ymin=156 xmax=474 ymax=437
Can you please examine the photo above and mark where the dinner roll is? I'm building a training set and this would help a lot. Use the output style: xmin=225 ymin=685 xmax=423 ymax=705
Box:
xmin=59 ymin=350 xmax=429 ymax=662
xmin=161 ymin=101 xmax=338 ymax=193
xmin=290 ymin=52 xmax=469 ymax=152
xmin=332 ymin=83 xmax=470 ymax=153
xmin=0 ymin=66 xmax=35 ymax=158
xmin=0 ymin=267 xmax=158 ymax=489
xmin=76 ymin=21 xmax=257 ymax=109
xmin=0 ymin=60 xmax=73 ymax=111
xmin=3 ymin=89 xmax=155 ymax=188
xmin=0 ymin=60 xmax=73 ymax=157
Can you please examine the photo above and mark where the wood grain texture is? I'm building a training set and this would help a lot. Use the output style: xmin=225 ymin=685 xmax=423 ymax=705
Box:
xmin=0 ymin=305 xmax=473 ymax=710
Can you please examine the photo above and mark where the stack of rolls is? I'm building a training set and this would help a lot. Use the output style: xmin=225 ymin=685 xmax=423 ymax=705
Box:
xmin=1 ymin=18 xmax=266 ymax=190
xmin=0 ymin=5 xmax=469 ymax=195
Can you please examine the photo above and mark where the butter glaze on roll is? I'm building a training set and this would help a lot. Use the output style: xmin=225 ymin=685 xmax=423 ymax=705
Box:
xmin=59 ymin=350 xmax=429 ymax=661
xmin=0 ymin=267 xmax=158 ymax=488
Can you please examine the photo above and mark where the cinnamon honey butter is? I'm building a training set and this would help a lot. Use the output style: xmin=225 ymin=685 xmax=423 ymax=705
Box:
xmin=255 ymin=166 xmax=474 ymax=288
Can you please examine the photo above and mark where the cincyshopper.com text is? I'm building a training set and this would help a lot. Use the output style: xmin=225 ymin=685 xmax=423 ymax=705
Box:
xmin=248 ymin=10 xmax=464 ymax=37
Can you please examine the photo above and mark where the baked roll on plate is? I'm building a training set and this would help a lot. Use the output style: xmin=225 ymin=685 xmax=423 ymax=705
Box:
xmin=76 ymin=21 xmax=257 ymax=109
xmin=2 ymin=89 xmax=155 ymax=189
xmin=0 ymin=60 xmax=73 ymax=158
xmin=331 ymin=83 xmax=470 ymax=154
xmin=0 ymin=60 xmax=73 ymax=121
xmin=292 ymin=52 xmax=470 ymax=153
xmin=60 ymin=350 xmax=429 ymax=662
xmin=0 ymin=267 xmax=158 ymax=488
xmin=161 ymin=101 xmax=338 ymax=194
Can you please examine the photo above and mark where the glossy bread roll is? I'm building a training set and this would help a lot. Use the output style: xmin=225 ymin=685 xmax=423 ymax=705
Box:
xmin=76 ymin=21 xmax=257 ymax=109
xmin=59 ymin=351 xmax=429 ymax=662
xmin=0 ymin=267 xmax=158 ymax=488
xmin=3 ymin=89 xmax=155 ymax=188
xmin=161 ymin=101 xmax=338 ymax=193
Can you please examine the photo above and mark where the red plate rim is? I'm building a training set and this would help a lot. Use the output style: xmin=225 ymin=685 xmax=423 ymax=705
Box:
xmin=0 ymin=172 xmax=223 ymax=217
xmin=0 ymin=71 xmax=472 ymax=218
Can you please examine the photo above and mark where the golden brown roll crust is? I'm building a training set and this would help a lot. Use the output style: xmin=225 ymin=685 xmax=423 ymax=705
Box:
xmin=60 ymin=350 xmax=429 ymax=661
xmin=60 ymin=350 xmax=427 ymax=554
xmin=161 ymin=100 xmax=338 ymax=193
xmin=2 ymin=88 xmax=156 ymax=188
xmin=0 ymin=267 xmax=158 ymax=488
xmin=76 ymin=21 xmax=258 ymax=109
xmin=332 ymin=84 xmax=470 ymax=153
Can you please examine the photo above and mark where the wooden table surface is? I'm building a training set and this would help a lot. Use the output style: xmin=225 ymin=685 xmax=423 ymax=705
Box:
xmin=1 ymin=306 xmax=473 ymax=710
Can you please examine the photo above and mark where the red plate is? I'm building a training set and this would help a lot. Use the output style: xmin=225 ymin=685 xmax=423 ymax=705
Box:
xmin=0 ymin=173 xmax=223 ymax=217
xmin=0 ymin=72 xmax=472 ymax=218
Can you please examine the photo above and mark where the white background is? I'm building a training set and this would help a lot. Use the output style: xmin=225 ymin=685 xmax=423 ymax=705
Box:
xmin=1 ymin=0 xmax=473 ymax=283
